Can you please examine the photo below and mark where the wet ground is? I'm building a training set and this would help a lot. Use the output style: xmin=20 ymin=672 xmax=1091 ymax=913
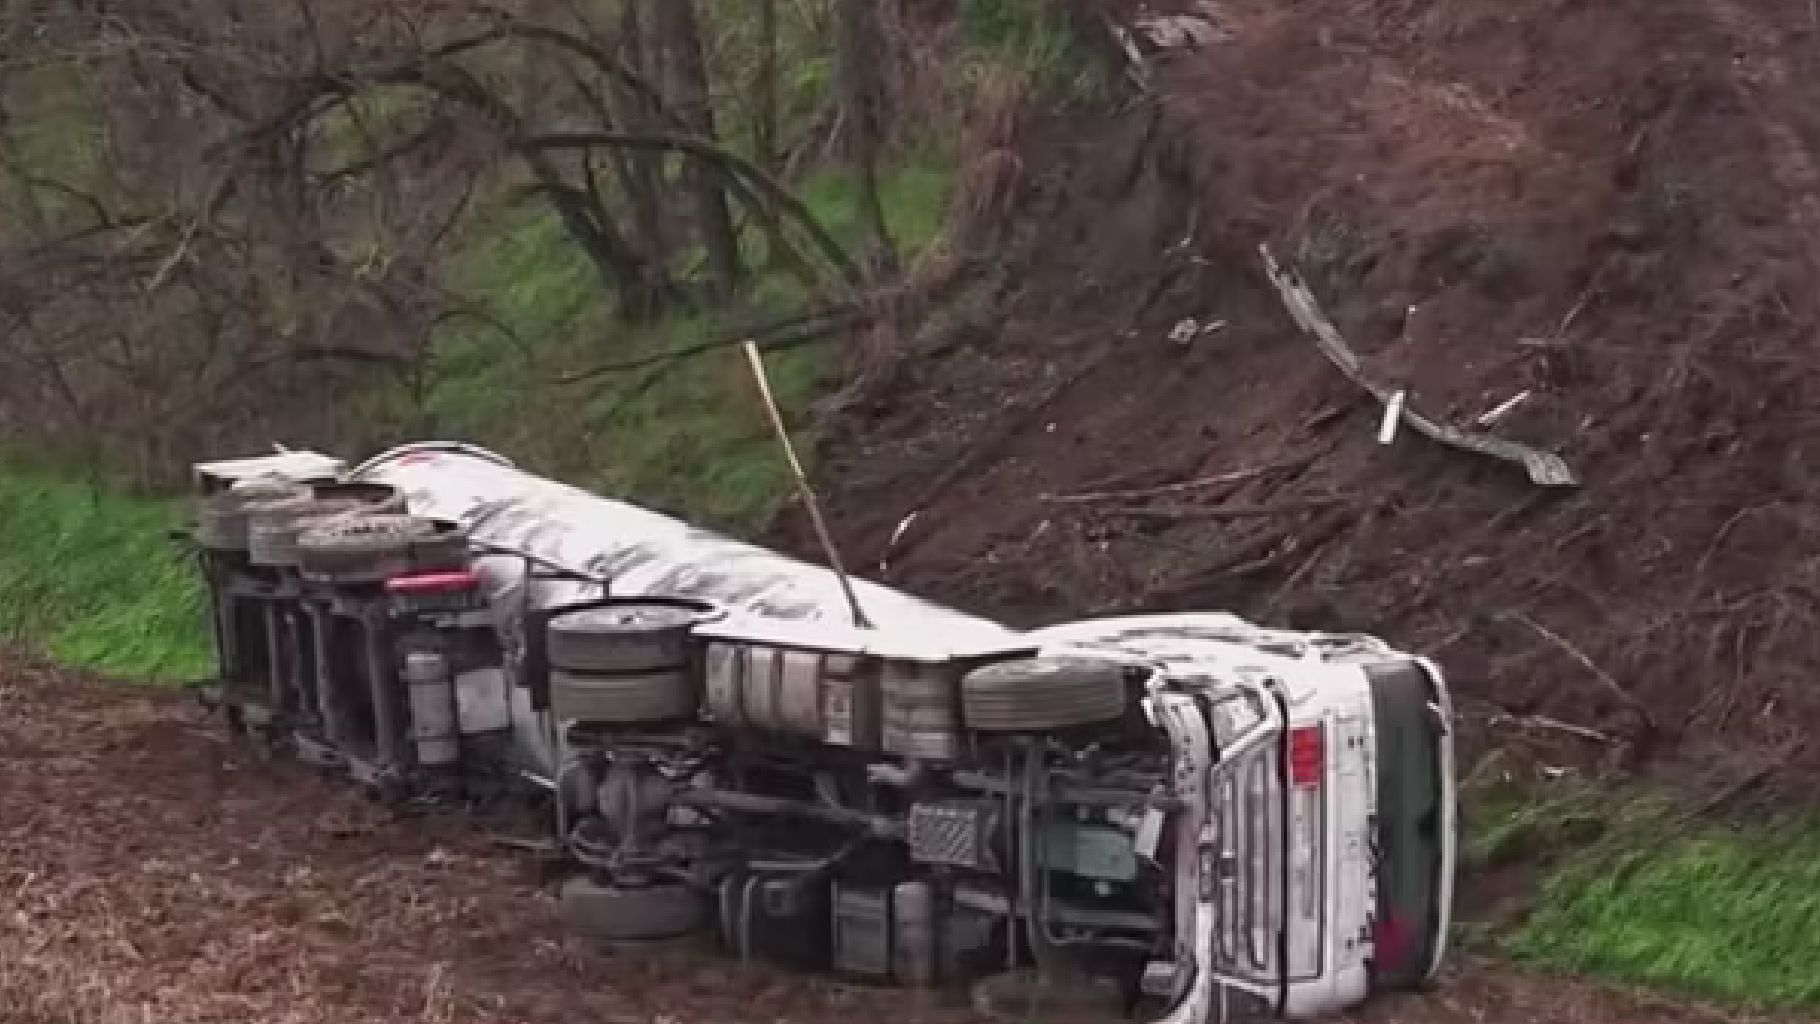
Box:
xmin=0 ymin=656 xmax=1797 ymax=1024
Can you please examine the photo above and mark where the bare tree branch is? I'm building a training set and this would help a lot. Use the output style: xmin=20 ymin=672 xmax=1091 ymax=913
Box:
xmin=560 ymin=304 xmax=864 ymax=382
xmin=523 ymin=130 xmax=862 ymax=287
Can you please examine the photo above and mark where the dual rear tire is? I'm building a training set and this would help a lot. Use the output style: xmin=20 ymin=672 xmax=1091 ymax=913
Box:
xmin=296 ymin=513 xmax=468 ymax=583
xmin=547 ymin=602 xmax=706 ymax=724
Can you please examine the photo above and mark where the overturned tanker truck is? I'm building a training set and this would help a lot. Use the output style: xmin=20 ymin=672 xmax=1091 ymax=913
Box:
xmin=185 ymin=440 xmax=1456 ymax=1022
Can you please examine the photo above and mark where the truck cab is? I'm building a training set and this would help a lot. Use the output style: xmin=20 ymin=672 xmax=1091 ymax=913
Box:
xmin=1024 ymin=615 xmax=1455 ymax=1019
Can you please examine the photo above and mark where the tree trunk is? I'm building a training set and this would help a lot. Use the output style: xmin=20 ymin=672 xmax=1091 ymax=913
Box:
xmin=658 ymin=0 xmax=741 ymax=298
xmin=531 ymin=156 xmax=663 ymax=323
xmin=836 ymin=0 xmax=897 ymax=274
xmin=616 ymin=0 xmax=671 ymax=268
xmin=754 ymin=0 xmax=779 ymax=176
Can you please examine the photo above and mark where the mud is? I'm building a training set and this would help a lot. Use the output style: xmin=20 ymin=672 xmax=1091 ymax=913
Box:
xmin=0 ymin=656 xmax=1791 ymax=1023
xmin=0 ymin=657 xmax=984 ymax=1024
xmin=802 ymin=0 xmax=1820 ymax=791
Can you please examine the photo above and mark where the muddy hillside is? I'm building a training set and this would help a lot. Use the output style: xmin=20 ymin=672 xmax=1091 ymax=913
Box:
xmin=801 ymin=0 xmax=1820 ymax=782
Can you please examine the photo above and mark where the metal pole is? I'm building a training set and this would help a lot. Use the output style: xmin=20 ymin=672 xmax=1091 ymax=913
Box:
xmin=740 ymin=340 xmax=872 ymax=629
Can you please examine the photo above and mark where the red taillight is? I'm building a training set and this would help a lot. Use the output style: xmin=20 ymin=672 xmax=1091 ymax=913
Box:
xmin=385 ymin=569 xmax=481 ymax=595
xmin=1373 ymin=913 xmax=1410 ymax=971
xmin=1288 ymin=724 xmax=1324 ymax=789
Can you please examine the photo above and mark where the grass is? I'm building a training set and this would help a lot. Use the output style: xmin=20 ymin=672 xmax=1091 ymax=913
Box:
xmin=1487 ymin=786 xmax=1820 ymax=1012
xmin=958 ymin=0 xmax=1111 ymax=102
xmin=0 ymin=146 xmax=955 ymax=675
xmin=263 ymin=1 xmax=990 ymax=537
xmin=0 ymin=1 xmax=1073 ymax=692
xmin=802 ymin=154 xmax=955 ymax=261
xmin=417 ymin=143 xmax=957 ymax=535
xmin=0 ymin=467 xmax=211 ymax=683
xmin=419 ymin=204 xmax=824 ymax=534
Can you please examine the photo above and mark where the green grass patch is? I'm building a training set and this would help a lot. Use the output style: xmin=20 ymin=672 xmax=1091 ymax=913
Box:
xmin=338 ymin=0 xmax=970 ymax=534
xmin=958 ymin=0 xmax=1110 ymax=101
xmin=416 ymin=132 xmax=958 ymax=534
xmin=0 ymin=468 xmax=211 ymax=683
xmin=1507 ymin=799 xmax=1820 ymax=1011
xmin=420 ymin=201 xmax=836 ymax=534
xmin=802 ymin=153 xmax=955 ymax=261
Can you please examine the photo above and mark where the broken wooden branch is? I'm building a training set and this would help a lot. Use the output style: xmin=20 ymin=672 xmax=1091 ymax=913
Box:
xmin=1259 ymin=540 xmax=1332 ymax=619
xmin=1476 ymin=390 xmax=1532 ymax=426
xmin=1100 ymin=497 xmax=1343 ymax=521
xmin=1506 ymin=611 xmax=1656 ymax=731
xmin=1039 ymin=456 xmax=1308 ymax=504
xmin=559 ymin=305 xmax=863 ymax=383
xmin=1487 ymin=712 xmax=1614 ymax=745
xmin=1102 ymin=506 xmax=1354 ymax=615
xmin=1259 ymin=244 xmax=1579 ymax=487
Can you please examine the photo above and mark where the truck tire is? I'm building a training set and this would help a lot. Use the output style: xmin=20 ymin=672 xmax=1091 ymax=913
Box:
xmin=548 ymin=602 xmax=700 ymax=674
xmin=297 ymin=513 xmax=435 ymax=582
xmin=250 ymin=483 xmax=411 ymax=566
xmin=960 ymin=656 xmax=1132 ymax=732
xmin=550 ymin=667 xmax=699 ymax=723
xmin=560 ymin=876 xmax=706 ymax=942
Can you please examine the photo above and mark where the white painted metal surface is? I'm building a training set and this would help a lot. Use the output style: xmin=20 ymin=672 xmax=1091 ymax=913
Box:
xmin=192 ymin=450 xmax=346 ymax=490
xmin=352 ymin=443 xmax=1015 ymax=650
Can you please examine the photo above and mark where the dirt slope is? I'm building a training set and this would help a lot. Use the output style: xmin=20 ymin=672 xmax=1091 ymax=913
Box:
xmin=0 ymin=656 xmax=1789 ymax=1024
xmin=808 ymin=0 xmax=1820 ymax=783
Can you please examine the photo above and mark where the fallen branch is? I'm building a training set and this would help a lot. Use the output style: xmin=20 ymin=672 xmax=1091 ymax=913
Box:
xmin=1487 ymin=712 xmax=1614 ymax=744
xmin=1421 ymin=625 xmax=1473 ymax=658
xmin=1506 ymin=611 xmax=1656 ymax=731
xmin=1100 ymin=497 xmax=1342 ymax=521
xmin=1039 ymin=454 xmax=1314 ymax=504
xmin=1259 ymin=543 xmax=1331 ymax=619
xmin=559 ymin=306 xmax=863 ymax=383
xmin=1101 ymin=506 xmax=1353 ymax=614
xmin=1259 ymin=244 xmax=1579 ymax=487
xmin=886 ymin=352 xmax=1112 ymax=569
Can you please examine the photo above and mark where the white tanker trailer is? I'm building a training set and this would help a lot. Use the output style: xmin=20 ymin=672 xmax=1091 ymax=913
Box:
xmin=186 ymin=441 xmax=1456 ymax=1022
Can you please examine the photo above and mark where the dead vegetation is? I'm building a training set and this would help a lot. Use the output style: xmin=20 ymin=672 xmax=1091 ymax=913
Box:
xmin=799 ymin=0 xmax=1820 ymax=803
xmin=0 ymin=0 xmax=995 ymax=487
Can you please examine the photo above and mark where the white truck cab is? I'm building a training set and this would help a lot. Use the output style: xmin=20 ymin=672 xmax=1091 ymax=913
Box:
xmin=1026 ymin=615 xmax=1456 ymax=1019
